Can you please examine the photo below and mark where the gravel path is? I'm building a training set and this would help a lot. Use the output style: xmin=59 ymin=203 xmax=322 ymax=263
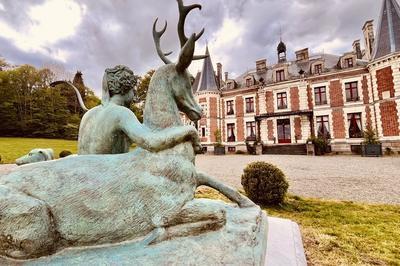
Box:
xmin=196 ymin=155 xmax=400 ymax=205
xmin=1 ymin=155 xmax=399 ymax=205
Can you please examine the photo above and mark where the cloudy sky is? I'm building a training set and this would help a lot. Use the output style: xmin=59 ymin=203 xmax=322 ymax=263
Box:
xmin=0 ymin=0 xmax=382 ymax=94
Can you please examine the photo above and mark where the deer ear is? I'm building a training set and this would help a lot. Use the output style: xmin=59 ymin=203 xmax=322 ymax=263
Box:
xmin=176 ymin=34 xmax=196 ymax=73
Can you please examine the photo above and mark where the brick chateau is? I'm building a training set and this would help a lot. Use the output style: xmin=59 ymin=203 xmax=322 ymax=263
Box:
xmin=185 ymin=0 xmax=400 ymax=154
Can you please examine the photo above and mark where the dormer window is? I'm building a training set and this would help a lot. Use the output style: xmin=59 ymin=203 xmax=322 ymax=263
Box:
xmin=246 ymin=78 xmax=253 ymax=87
xmin=345 ymin=57 xmax=354 ymax=68
xmin=276 ymin=70 xmax=285 ymax=82
xmin=314 ymin=64 xmax=323 ymax=75
xmin=227 ymin=81 xmax=235 ymax=90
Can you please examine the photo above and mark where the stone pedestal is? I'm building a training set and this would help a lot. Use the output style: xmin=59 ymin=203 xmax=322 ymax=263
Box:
xmin=1 ymin=200 xmax=268 ymax=266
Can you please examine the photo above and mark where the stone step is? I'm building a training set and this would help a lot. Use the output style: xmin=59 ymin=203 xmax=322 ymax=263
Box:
xmin=266 ymin=217 xmax=307 ymax=266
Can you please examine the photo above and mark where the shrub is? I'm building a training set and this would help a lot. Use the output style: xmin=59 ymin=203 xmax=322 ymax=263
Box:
xmin=307 ymin=135 xmax=330 ymax=155
xmin=235 ymin=150 xmax=246 ymax=155
xmin=241 ymin=161 xmax=289 ymax=205
xmin=214 ymin=129 xmax=223 ymax=148
xmin=59 ymin=150 xmax=73 ymax=158
xmin=363 ymin=126 xmax=380 ymax=145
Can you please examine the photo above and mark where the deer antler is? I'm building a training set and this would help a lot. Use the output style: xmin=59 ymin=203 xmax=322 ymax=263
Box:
xmin=153 ymin=18 xmax=173 ymax=65
xmin=177 ymin=0 xmax=207 ymax=61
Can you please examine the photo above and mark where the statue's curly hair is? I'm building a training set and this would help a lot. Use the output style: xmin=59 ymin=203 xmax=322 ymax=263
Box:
xmin=105 ymin=65 xmax=138 ymax=97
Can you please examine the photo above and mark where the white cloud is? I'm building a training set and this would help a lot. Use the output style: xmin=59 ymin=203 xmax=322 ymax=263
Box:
xmin=0 ymin=2 xmax=5 ymax=11
xmin=0 ymin=0 xmax=86 ymax=62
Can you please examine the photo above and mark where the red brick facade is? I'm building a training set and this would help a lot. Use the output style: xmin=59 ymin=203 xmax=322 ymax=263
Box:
xmin=236 ymin=96 xmax=244 ymax=141
xmin=266 ymin=91 xmax=274 ymax=113
xmin=362 ymin=76 xmax=370 ymax=104
xmin=376 ymin=67 xmax=395 ymax=99
xmin=307 ymin=85 xmax=313 ymax=109
xmin=329 ymin=80 xmax=344 ymax=107
xmin=209 ymin=97 xmax=218 ymax=142
xmin=294 ymin=117 xmax=302 ymax=140
xmin=290 ymin=87 xmax=300 ymax=111
xmin=380 ymin=101 xmax=400 ymax=136
xmin=332 ymin=109 xmax=346 ymax=139
xmin=267 ymin=120 xmax=274 ymax=141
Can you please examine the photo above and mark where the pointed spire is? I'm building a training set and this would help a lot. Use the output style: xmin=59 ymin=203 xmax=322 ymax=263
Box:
xmin=373 ymin=0 xmax=400 ymax=59
xmin=194 ymin=45 xmax=219 ymax=93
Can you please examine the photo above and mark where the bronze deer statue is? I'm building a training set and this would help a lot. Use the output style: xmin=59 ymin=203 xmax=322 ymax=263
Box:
xmin=0 ymin=0 xmax=254 ymax=260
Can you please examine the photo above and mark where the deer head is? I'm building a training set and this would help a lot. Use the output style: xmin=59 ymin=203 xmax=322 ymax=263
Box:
xmin=152 ymin=0 xmax=207 ymax=122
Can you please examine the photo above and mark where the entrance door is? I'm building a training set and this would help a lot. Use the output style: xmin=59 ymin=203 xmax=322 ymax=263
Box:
xmin=277 ymin=119 xmax=291 ymax=144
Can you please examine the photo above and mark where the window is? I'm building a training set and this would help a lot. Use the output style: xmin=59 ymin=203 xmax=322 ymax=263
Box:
xmin=227 ymin=82 xmax=234 ymax=90
xmin=276 ymin=70 xmax=285 ymax=82
xmin=345 ymin=82 xmax=359 ymax=102
xmin=227 ymin=123 xmax=236 ymax=142
xmin=226 ymin=100 xmax=234 ymax=115
xmin=348 ymin=113 xmax=363 ymax=138
xmin=228 ymin=147 xmax=236 ymax=153
xmin=314 ymin=86 xmax=327 ymax=106
xmin=246 ymin=122 xmax=256 ymax=140
xmin=246 ymin=78 xmax=253 ymax=87
xmin=245 ymin=97 xmax=255 ymax=113
xmin=345 ymin=58 xmax=354 ymax=68
xmin=277 ymin=92 xmax=287 ymax=110
xmin=314 ymin=64 xmax=323 ymax=74
xmin=201 ymin=127 xmax=206 ymax=137
xmin=316 ymin=116 xmax=330 ymax=138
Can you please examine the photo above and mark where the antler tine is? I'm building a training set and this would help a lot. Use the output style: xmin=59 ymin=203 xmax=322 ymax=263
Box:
xmin=177 ymin=0 xmax=203 ymax=47
xmin=153 ymin=18 xmax=173 ymax=64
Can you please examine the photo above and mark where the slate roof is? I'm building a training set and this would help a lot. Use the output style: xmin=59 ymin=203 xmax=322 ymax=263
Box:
xmin=222 ymin=53 xmax=367 ymax=91
xmin=192 ymin=46 xmax=219 ymax=93
xmin=373 ymin=0 xmax=400 ymax=59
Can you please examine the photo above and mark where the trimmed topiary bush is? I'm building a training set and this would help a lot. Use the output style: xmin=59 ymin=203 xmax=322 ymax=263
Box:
xmin=241 ymin=161 xmax=289 ymax=205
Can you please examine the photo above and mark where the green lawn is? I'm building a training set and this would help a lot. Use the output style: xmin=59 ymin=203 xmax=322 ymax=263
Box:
xmin=0 ymin=137 xmax=78 ymax=164
xmin=196 ymin=187 xmax=400 ymax=266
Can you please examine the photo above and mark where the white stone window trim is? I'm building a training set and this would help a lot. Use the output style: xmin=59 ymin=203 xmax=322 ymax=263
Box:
xmin=225 ymin=122 xmax=237 ymax=143
xmin=313 ymin=110 xmax=332 ymax=138
xmin=341 ymin=55 xmax=356 ymax=69
xmin=273 ymin=66 xmax=288 ymax=83
xmin=342 ymin=76 xmax=363 ymax=106
xmin=311 ymin=81 xmax=330 ymax=109
xmin=244 ymin=94 xmax=257 ymax=116
xmin=344 ymin=106 xmax=366 ymax=139
xmin=274 ymin=88 xmax=291 ymax=113
xmin=224 ymin=98 xmax=236 ymax=117
xmin=311 ymin=60 xmax=324 ymax=75
xmin=244 ymin=119 xmax=257 ymax=139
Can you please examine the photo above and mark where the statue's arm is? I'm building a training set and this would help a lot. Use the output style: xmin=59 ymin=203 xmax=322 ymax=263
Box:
xmin=119 ymin=110 xmax=200 ymax=153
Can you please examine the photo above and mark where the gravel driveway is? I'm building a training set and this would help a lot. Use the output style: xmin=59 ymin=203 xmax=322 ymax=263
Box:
xmin=196 ymin=155 xmax=400 ymax=205
xmin=1 ymin=155 xmax=399 ymax=205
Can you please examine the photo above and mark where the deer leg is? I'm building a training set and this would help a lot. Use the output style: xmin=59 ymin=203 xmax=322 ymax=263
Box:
xmin=149 ymin=199 xmax=226 ymax=244
xmin=196 ymin=171 xmax=256 ymax=208
xmin=0 ymin=185 xmax=56 ymax=259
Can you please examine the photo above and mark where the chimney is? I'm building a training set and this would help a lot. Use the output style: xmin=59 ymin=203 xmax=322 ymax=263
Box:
xmin=352 ymin=40 xmax=362 ymax=59
xmin=224 ymin=72 xmax=229 ymax=82
xmin=217 ymin=63 xmax=223 ymax=88
xmin=295 ymin=48 xmax=309 ymax=61
xmin=256 ymin=59 xmax=267 ymax=73
xmin=363 ymin=20 xmax=375 ymax=60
